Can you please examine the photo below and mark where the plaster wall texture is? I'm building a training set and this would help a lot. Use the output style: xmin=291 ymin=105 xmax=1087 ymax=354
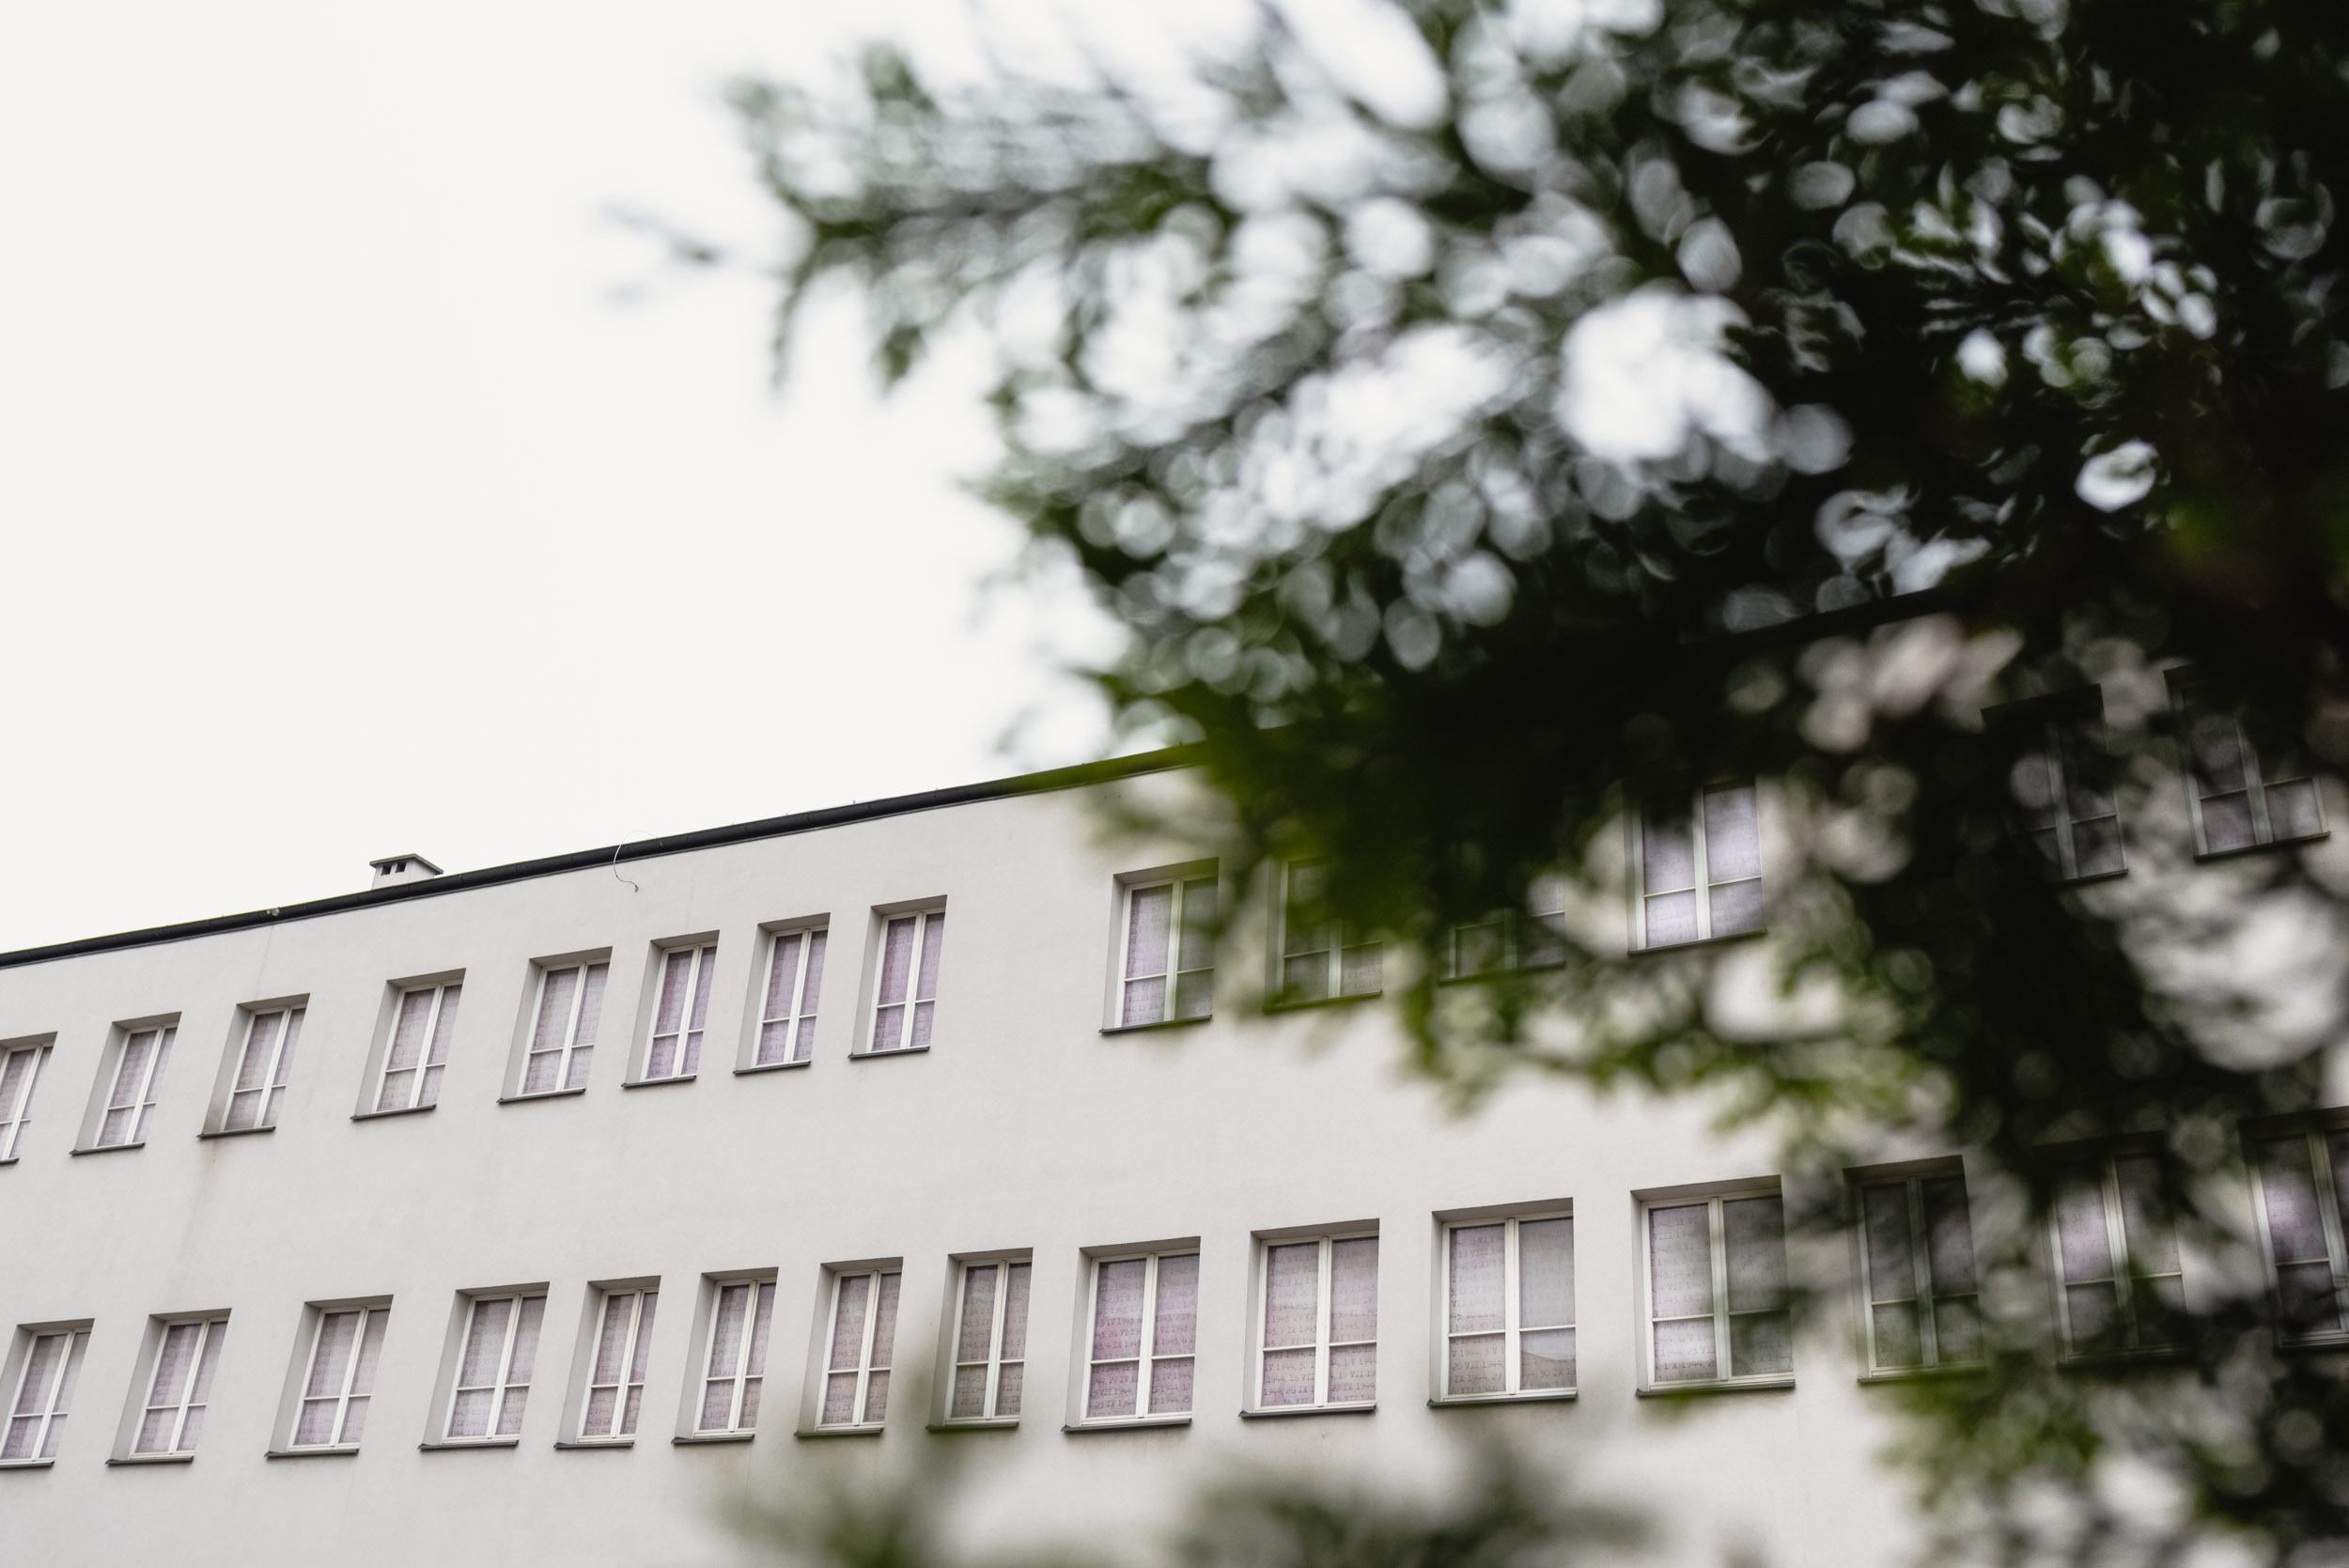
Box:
xmin=0 ymin=768 xmax=1921 ymax=1567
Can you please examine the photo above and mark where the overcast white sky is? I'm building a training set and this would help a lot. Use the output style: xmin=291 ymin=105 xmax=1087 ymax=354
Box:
xmin=0 ymin=1 xmax=1160 ymax=951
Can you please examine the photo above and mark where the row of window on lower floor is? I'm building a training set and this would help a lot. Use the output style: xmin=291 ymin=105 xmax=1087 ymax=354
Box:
xmin=13 ymin=1139 xmax=2349 ymax=1467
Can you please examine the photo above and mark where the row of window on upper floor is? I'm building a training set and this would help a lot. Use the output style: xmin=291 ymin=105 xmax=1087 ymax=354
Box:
xmin=13 ymin=1125 xmax=2349 ymax=1469
xmin=0 ymin=673 xmax=2331 ymax=1164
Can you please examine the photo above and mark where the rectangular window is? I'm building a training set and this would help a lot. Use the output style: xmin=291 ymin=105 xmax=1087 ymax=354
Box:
xmin=1277 ymin=862 xmax=1381 ymax=1004
xmin=291 ymin=1305 xmax=389 ymax=1449
xmin=817 ymin=1268 xmax=899 ymax=1428
xmin=695 ymin=1280 xmax=776 ymax=1435
xmin=0 ymin=1041 xmax=49 ymax=1160
xmin=1999 ymin=697 xmax=2126 ymax=881
xmin=446 ymin=1293 xmax=544 ymax=1440
xmin=1117 ymin=876 xmax=1216 ymax=1027
xmin=944 ymin=1259 xmax=1031 ymax=1422
xmin=1643 ymin=1190 xmax=1791 ymax=1387
xmin=579 ymin=1287 xmax=658 ymax=1440
xmin=221 ymin=1006 xmax=303 ymax=1132
xmin=643 ymin=943 xmax=718 ymax=1081
xmin=376 ymin=983 xmax=459 ymax=1113
xmin=4 ymin=1327 xmax=88 ymax=1463
xmin=1634 ymin=784 xmax=1763 ymax=950
xmin=2179 ymin=690 xmax=2328 ymax=856
xmin=1081 ymin=1250 xmax=1198 ymax=1423
xmin=1441 ymin=1214 xmax=1575 ymax=1399
xmin=868 ymin=912 xmax=943 ymax=1054
xmin=132 ymin=1318 xmax=226 ymax=1456
xmin=521 ymin=961 xmax=607 ymax=1094
xmin=1856 ymin=1173 xmax=1982 ymax=1373
xmin=755 ymin=928 xmax=827 ymax=1065
xmin=1442 ymin=876 xmax=1569 ymax=980
xmin=1255 ymin=1233 xmax=1377 ymax=1409
xmin=94 ymin=1025 xmax=174 ymax=1148
xmin=2252 ymin=1126 xmax=2349 ymax=1343
xmin=2051 ymin=1151 xmax=2183 ymax=1357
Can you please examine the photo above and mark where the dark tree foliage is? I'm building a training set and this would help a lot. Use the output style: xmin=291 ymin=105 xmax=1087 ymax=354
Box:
xmin=709 ymin=0 xmax=2349 ymax=1560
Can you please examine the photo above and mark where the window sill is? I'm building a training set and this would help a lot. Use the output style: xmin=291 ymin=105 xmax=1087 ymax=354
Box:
xmin=1099 ymin=1016 xmax=1213 ymax=1036
xmin=266 ymin=1446 xmax=360 ymax=1459
xmin=418 ymin=1438 xmax=521 ymax=1451
xmin=796 ymin=1425 xmax=884 ymax=1439
xmin=105 ymin=1453 xmax=194 ymax=1467
xmin=498 ymin=1087 xmax=587 ymax=1105
xmin=1063 ymin=1416 xmax=1192 ymax=1434
xmin=926 ymin=1418 xmax=1019 ymax=1434
xmin=198 ymin=1124 xmax=276 ymax=1140
xmin=1436 ymin=962 xmax=1568 ymax=987
xmin=1635 ymin=1376 xmax=1793 ymax=1398
xmin=1428 ymin=1389 xmax=1578 ymax=1408
xmin=351 ymin=1104 xmax=436 ymax=1122
xmin=1630 ymin=927 xmax=1766 ymax=958
xmin=2195 ymin=830 xmax=2330 ymax=862
xmin=735 ymin=1059 xmax=813 ymax=1076
xmin=849 ymin=1047 xmax=930 ymax=1062
xmin=1857 ymin=1362 xmax=1983 ymax=1385
xmin=2048 ymin=867 xmax=2130 ymax=889
xmin=0 ymin=1457 xmax=56 ymax=1469
xmin=1262 ymin=993 xmax=1380 ymax=1016
xmin=2057 ymin=1345 xmax=2188 ymax=1369
xmin=2279 ymin=1333 xmax=2349 ymax=1355
xmin=70 ymin=1141 xmax=146 ymax=1157
xmin=552 ymin=1438 xmax=634 ymax=1450
xmin=674 ymin=1432 xmax=755 ymax=1445
xmin=0 ymin=1157 xmax=16 ymax=1166
xmin=1239 ymin=1403 xmax=1376 ymax=1420
xmin=621 ymin=1074 xmax=695 ymax=1091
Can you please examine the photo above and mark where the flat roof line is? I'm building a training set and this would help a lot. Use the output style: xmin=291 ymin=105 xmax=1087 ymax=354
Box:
xmin=0 ymin=749 xmax=1190 ymax=972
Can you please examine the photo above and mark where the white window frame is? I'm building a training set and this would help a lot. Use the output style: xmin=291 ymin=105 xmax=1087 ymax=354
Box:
xmin=1273 ymin=862 xmax=1381 ymax=1006
xmin=1440 ymin=876 xmax=1570 ymax=981
xmin=1436 ymin=1211 xmax=1577 ymax=1403
xmin=217 ymin=1004 xmax=303 ymax=1133
xmin=574 ymin=1285 xmax=659 ymax=1442
xmin=1251 ymin=1231 xmax=1379 ymax=1412
xmin=1993 ymin=693 xmax=2127 ymax=883
xmin=865 ymin=909 xmax=944 ymax=1055
xmin=518 ymin=959 xmax=607 ymax=1096
xmin=2174 ymin=690 xmax=2330 ymax=858
xmin=639 ymin=941 xmax=719 ymax=1082
xmin=0 ymin=1039 xmax=51 ymax=1161
xmin=128 ymin=1315 xmax=227 ymax=1458
xmin=1111 ymin=872 xmax=1218 ymax=1029
xmin=753 ymin=926 xmax=827 ymax=1067
xmin=285 ymin=1303 xmax=390 ymax=1452
xmin=89 ymin=1024 xmax=174 ymax=1149
xmin=1639 ymin=1187 xmax=1794 ymax=1391
xmin=1853 ymin=1170 xmax=1983 ymax=1376
xmin=812 ymin=1266 xmax=899 ymax=1431
xmin=2049 ymin=1148 xmax=2185 ymax=1359
xmin=441 ymin=1291 xmax=546 ymax=1443
xmin=371 ymin=980 xmax=460 ymax=1115
xmin=1630 ymin=782 xmax=1765 ymax=951
xmin=2 ymin=1324 xmax=90 ymax=1465
xmin=691 ymin=1277 xmax=777 ymax=1437
xmin=2249 ymin=1121 xmax=2349 ymax=1347
xmin=940 ymin=1257 xmax=1031 ymax=1426
xmin=1076 ymin=1248 xmax=1200 ymax=1427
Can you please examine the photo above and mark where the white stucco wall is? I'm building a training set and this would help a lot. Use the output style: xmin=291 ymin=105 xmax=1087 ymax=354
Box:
xmin=0 ymin=768 xmax=1926 ymax=1566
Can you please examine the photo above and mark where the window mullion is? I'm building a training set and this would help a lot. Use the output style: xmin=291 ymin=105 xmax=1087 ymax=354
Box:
xmin=2310 ymin=1132 xmax=2349 ymax=1308
xmin=562 ymin=968 xmax=588 ymax=1081
xmin=2240 ymin=719 xmax=2276 ymax=845
xmin=857 ymin=1274 xmax=881 ymax=1423
xmin=1691 ymin=790 xmax=1714 ymax=941
xmin=1137 ymin=1253 xmax=1160 ymax=1415
xmin=2103 ymin=1160 xmax=2136 ymax=1350
xmin=986 ymin=1265 xmax=1010 ymax=1418
xmin=1502 ymin=1219 xmax=1521 ymax=1396
xmin=1315 ymin=1238 xmax=1333 ymax=1406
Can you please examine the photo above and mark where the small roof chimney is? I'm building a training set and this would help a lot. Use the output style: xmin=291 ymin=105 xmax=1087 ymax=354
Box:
xmin=369 ymin=854 xmax=444 ymax=890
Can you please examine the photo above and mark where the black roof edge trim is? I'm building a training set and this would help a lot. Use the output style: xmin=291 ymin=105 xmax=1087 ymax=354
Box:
xmin=0 ymin=748 xmax=1194 ymax=972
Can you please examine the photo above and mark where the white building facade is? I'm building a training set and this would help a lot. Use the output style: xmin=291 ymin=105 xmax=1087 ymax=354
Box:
xmin=1 ymin=745 xmax=2326 ymax=1565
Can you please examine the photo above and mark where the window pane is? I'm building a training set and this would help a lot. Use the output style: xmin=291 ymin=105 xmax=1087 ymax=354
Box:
xmin=2055 ymin=1179 xmax=2113 ymax=1283
xmin=1730 ymin=1310 xmax=1792 ymax=1376
xmin=1087 ymin=1360 xmax=1140 ymax=1419
xmin=1260 ymin=1347 xmax=1315 ymax=1405
xmin=1092 ymin=1260 xmax=1146 ymax=1359
xmin=1643 ymin=890 xmax=1699 ymax=947
xmin=1652 ymin=1316 xmax=1717 ymax=1383
xmin=950 ymin=1365 xmax=988 ymax=1420
xmin=1519 ymin=1327 xmax=1575 ymax=1390
xmin=956 ymin=1265 xmax=999 ymax=1364
xmin=1922 ymin=1177 xmax=1978 ymax=1296
xmin=870 ymin=1275 xmax=899 ymax=1366
xmin=2113 ymin=1156 xmax=2181 ymax=1275
xmin=1153 ymin=1254 xmax=1199 ymax=1356
xmin=1262 ymin=1244 xmax=1319 ymax=1349
xmin=1703 ymin=784 xmax=1761 ymax=881
xmin=2065 ymin=1282 xmax=2119 ymax=1352
xmin=915 ymin=915 xmax=944 ymax=1001
xmin=1708 ymin=877 xmax=1765 ymax=937
xmin=1001 ymin=1265 xmax=1030 ymax=1360
xmin=1126 ymin=885 xmax=1173 ymax=980
xmin=1447 ymin=1332 xmax=1503 ymax=1396
xmin=877 ymin=920 xmax=915 ymax=1008
xmin=1176 ymin=879 xmax=1218 ymax=973
xmin=1339 ymin=940 xmax=1382 ymax=997
xmin=2269 ymin=778 xmax=2324 ymax=842
xmin=1147 ymin=1356 xmax=1194 ymax=1414
xmin=1872 ymin=1301 xmax=1921 ymax=1368
xmin=2261 ymin=1139 xmax=2328 ymax=1263
xmin=1723 ymin=1197 xmax=1787 ymax=1313
xmin=2072 ymin=815 xmax=2125 ymax=877
xmin=1935 ymin=1296 xmax=1983 ymax=1362
xmin=1518 ymin=1218 xmax=1575 ymax=1328
xmin=1329 ymin=1237 xmax=1378 ymax=1343
xmin=1643 ymin=807 xmax=1696 ymax=893
xmin=2201 ymin=791 xmax=2256 ymax=853
xmin=1648 ymin=1204 xmax=1714 ymax=1319
xmin=1327 ymin=1343 xmax=1376 ymax=1403
xmin=1862 ymin=1185 xmax=1915 ymax=1304
xmin=1447 ymin=1225 xmax=1504 ymax=1334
